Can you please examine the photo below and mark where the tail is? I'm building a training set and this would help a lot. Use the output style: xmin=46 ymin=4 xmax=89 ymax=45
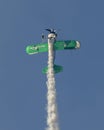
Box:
xmin=42 ymin=64 xmax=63 ymax=74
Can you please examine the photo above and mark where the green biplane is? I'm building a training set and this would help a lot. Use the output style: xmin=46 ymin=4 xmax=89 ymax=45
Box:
xmin=26 ymin=40 xmax=80 ymax=74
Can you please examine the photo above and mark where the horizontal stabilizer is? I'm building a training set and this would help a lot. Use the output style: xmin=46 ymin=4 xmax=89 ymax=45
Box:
xmin=42 ymin=65 xmax=63 ymax=74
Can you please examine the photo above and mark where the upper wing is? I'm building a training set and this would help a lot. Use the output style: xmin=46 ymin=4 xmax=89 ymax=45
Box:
xmin=54 ymin=40 xmax=80 ymax=50
xmin=54 ymin=41 xmax=64 ymax=50
xmin=26 ymin=43 xmax=48 ymax=55
xmin=26 ymin=40 xmax=80 ymax=55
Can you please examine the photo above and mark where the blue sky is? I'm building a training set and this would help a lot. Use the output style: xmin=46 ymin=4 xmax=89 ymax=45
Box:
xmin=0 ymin=0 xmax=104 ymax=130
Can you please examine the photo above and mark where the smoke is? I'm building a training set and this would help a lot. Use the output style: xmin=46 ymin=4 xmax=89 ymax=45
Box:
xmin=46 ymin=40 xmax=59 ymax=130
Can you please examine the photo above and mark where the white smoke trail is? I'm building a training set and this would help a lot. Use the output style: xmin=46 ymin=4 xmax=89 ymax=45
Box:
xmin=46 ymin=38 xmax=59 ymax=130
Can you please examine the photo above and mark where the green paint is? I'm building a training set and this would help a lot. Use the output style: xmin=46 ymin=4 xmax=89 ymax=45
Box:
xmin=26 ymin=40 xmax=78 ymax=55
xmin=26 ymin=43 xmax=48 ymax=55
xmin=42 ymin=65 xmax=63 ymax=74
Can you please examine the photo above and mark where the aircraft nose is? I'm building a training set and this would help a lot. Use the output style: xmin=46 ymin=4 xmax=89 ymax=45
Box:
xmin=75 ymin=41 xmax=80 ymax=48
